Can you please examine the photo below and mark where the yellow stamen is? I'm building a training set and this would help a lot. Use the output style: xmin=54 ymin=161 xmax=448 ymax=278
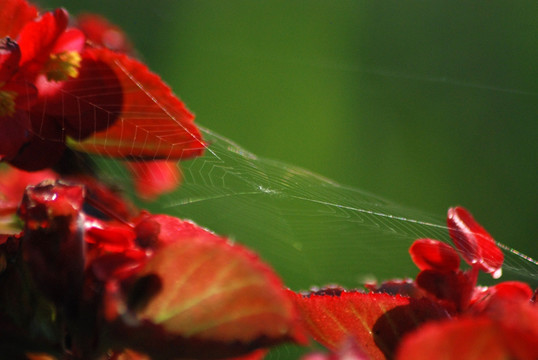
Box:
xmin=45 ymin=50 xmax=82 ymax=82
xmin=0 ymin=85 xmax=16 ymax=117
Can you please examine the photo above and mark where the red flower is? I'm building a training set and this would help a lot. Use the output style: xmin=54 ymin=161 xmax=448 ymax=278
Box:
xmin=0 ymin=0 xmax=205 ymax=172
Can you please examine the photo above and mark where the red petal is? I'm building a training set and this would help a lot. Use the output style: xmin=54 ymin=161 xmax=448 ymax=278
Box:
xmin=18 ymin=8 xmax=70 ymax=66
xmin=33 ymin=49 xmax=123 ymax=140
xmin=289 ymin=290 xmax=449 ymax=359
xmin=470 ymin=281 xmax=534 ymax=316
xmin=68 ymin=48 xmax=206 ymax=160
xmin=90 ymin=250 xmax=147 ymax=281
xmin=0 ymin=0 xmax=38 ymax=38
xmin=125 ymin=160 xmax=182 ymax=201
xmin=135 ymin=214 xmax=208 ymax=249
xmin=133 ymin=221 xmax=306 ymax=350
xmin=69 ymin=174 xmax=138 ymax=223
xmin=51 ymin=28 xmax=85 ymax=54
xmin=76 ymin=13 xmax=133 ymax=53
xmin=447 ymin=207 xmax=504 ymax=277
xmin=409 ymin=238 xmax=460 ymax=272
xmin=85 ymin=221 xmax=137 ymax=252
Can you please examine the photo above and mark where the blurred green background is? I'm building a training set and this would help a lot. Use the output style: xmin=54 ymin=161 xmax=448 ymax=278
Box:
xmin=41 ymin=1 xmax=536 ymax=272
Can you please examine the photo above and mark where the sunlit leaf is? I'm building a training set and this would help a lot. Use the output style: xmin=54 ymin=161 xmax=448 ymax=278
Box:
xmin=289 ymin=290 xmax=448 ymax=359
xmin=135 ymin=215 xmax=306 ymax=345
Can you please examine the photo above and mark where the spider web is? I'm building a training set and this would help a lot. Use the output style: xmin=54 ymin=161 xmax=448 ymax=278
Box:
xmin=54 ymin=52 xmax=538 ymax=289
xmin=31 ymin=0 xmax=538 ymax=292
xmin=91 ymin=124 xmax=538 ymax=290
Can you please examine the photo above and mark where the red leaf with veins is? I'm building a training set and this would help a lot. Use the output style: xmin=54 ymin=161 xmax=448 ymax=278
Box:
xmin=124 ymin=215 xmax=305 ymax=357
xmin=447 ymin=207 xmax=504 ymax=277
xmin=289 ymin=289 xmax=449 ymax=360
xmin=69 ymin=48 xmax=206 ymax=160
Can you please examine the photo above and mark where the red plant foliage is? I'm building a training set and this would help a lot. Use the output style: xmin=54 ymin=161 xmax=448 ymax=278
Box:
xmin=291 ymin=207 xmax=538 ymax=360
xmin=1 ymin=1 xmax=536 ymax=359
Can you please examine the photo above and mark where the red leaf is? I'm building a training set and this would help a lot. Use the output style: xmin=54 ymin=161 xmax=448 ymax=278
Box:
xmin=0 ymin=0 xmax=38 ymax=38
xmin=409 ymin=238 xmax=460 ymax=272
xmin=447 ymin=207 xmax=504 ymax=277
xmin=68 ymin=48 xmax=206 ymax=160
xmin=131 ymin=217 xmax=305 ymax=354
xmin=289 ymin=290 xmax=449 ymax=359
xmin=396 ymin=314 xmax=538 ymax=360
xmin=125 ymin=160 xmax=181 ymax=201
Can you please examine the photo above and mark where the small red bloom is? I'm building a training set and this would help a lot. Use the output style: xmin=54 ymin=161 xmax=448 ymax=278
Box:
xmin=76 ymin=13 xmax=133 ymax=53
xmin=0 ymin=0 xmax=205 ymax=171
xmin=409 ymin=238 xmax=460 ymax=272
xmin=447 ymin=206 xmax=504 ymax=277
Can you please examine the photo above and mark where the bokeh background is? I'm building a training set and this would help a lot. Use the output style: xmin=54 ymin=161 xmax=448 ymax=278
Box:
xmin=41 ymin=1 xmax=536 ymax=278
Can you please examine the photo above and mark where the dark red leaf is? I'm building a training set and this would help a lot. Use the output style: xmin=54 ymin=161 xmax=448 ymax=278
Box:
xmin=68 ymin=48 xmax=206 ymax=160
xmin=0 ymin=38 xmax=21 ymax=81
xmin=0 ymin=111 xmax=31 ymax=161
xmin=447 ymin=207 xmax=504 ymax=277
xmin=7 ymin=118 xmax=66 ymax=171
xmin=416 ymin=269 xmax=475 ymax=312
xmin=364 ymin=279 xmax=425 ymax=298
